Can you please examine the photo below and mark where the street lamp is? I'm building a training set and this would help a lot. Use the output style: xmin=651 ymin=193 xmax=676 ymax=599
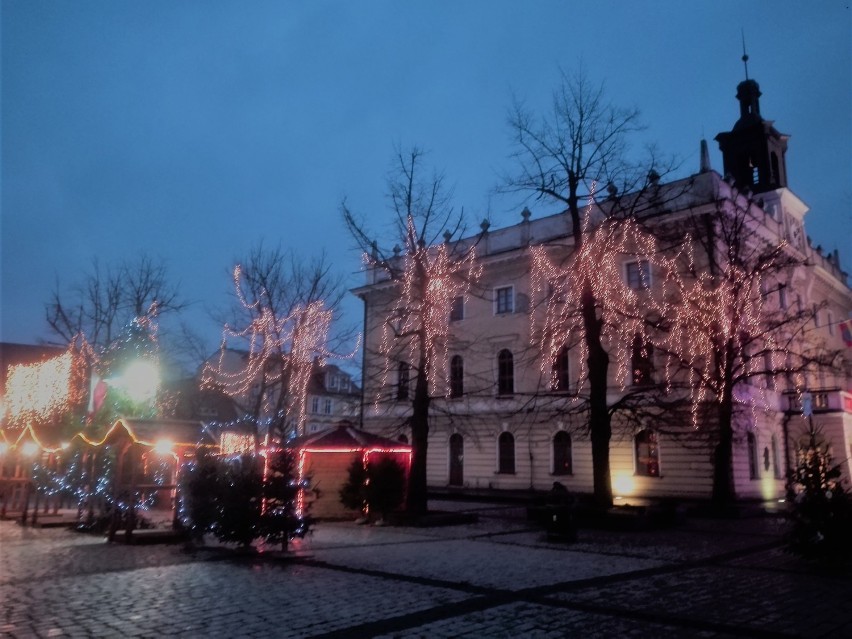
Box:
xmin=109 ymin=359 xmax=159 ymax=403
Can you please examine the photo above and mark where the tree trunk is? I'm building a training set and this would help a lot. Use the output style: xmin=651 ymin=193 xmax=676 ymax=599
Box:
xmin=582 ymin=283 xmax=613 ymax=509
xmin=712 ymin=390 xmax=736 ymax=506
xmin=406 ymin=369 xmax=430 ymax=516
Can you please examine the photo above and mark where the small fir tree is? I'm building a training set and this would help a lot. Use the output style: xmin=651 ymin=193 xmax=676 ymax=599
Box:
xmin=180 ymin=449 xmax=308 ymax=550
xmin=216 ymin=454 xmax=263 ymax=548
xmin=786 ymin=425 xmax=852 ymax=567
xmin=257 ymin=450 xmax=307 ymax=550
xmin=180 ymin=449 xmax=222 ymax=542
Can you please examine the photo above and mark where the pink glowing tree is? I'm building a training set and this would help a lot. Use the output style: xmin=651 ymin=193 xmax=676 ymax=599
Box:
xmin=505 ymin=69 xmax=680 ymax=508
xmin=659 ymin=184 xmax=841 ymax=505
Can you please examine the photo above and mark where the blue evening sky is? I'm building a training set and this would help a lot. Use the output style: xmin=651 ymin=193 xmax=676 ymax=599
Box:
xmin=2 ymin=1 xmax=850 ymax=361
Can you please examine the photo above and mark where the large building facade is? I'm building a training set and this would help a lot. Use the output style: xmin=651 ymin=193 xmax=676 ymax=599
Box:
xmin=354 ymin=78 xmax=852 ymax=503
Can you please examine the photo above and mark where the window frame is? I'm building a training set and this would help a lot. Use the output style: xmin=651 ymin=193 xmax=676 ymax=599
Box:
xmin=494 ymin=285 xmax=514 ymax=315
xmin=450 ymin=295 xmax=465 ymax=322
xmin=631 ymin=335 xmax=654 ymax=386
xmin=397 ymin=361 xmax=410 ymax=401
xmin=552 ymin=430 xmax=573 ymax=476
xmin=771 ymin=435 xmax=782 ymax=479
xmin=747 ymin=432 xmax=759 ymax=480
xmin=550 ymin=345 xmax=570 ymax=392
xmin=625 ymin=259 xmax=651 ymax=291
xmin=497 ymin=349 xmax=514 ymax=396
xmin=449 ymin=354 xmax=464 ymax=399
xmin=497 ymin=431 xmax=515 ymax=474
xmin=634 ymin=429 xmax=660 ymax=477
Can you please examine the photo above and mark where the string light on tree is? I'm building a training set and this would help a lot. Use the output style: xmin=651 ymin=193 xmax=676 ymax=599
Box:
xmin=203 ymin=265 xmax=357 ymax=441
xmin=529 ymin=184 xmax=675 ymax=394
xmin=372 ymin=215 xmax=482 ymax=404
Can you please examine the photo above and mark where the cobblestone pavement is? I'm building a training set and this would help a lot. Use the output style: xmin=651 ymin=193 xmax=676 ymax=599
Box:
xmin=1 ymin=501 xmax=850 ymax=638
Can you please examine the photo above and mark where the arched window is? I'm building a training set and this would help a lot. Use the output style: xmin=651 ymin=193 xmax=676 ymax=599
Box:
xmin=498 ymin=431 xmax=515 ymax=474
xmin=771 ymin=435 xmax=782 ymax=479
xmin=497 ymin=349 xmax=514 ymax=396
xmin=635 ymin=430 xmax=659 ymax=477
xmin=450 ymin=355 xmax=464 ymax=398
xmin=449 ymin=433 xmax=463 ymax=486
xmin=552 ymin=431 xmax=572 ymax=475
xmin=631 ymin=335 xmax=654 ymax=386
xmin=398 ymin=433 xmax=409 ymax=444
xmin=397 ymin=362 xmax=410 ymax=401
xmin=551 ymin=346 xmax=570 ymax=392
xmin=747 ymin=432 xmax=758 ymax=479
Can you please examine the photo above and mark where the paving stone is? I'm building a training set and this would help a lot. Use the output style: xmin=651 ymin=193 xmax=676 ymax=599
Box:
xmin=2 ymin=501 xmax=850 ymax=637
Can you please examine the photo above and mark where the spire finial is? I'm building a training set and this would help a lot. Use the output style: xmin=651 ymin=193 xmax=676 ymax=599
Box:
xmin=741 ymin=30 xmax=750 ymax=80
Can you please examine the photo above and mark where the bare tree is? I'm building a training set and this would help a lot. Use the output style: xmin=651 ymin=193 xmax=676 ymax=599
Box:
xmin=660 ymin=181 xmax=843 ymax=506
xmin=343 ymin=147 xmax=483 ymax=516
xmin=504 ymin=68 xmax=682 ymax=508
xmin=203 ymin=244 xmax=353 ymax=444
xmin=46 ymin=255 xmax=185 ymax=349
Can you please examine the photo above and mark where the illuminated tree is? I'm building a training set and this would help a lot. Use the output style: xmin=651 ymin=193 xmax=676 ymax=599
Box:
xmin=343 ymin=147 xmax=483 ymax=515
xmin=505 ymin=69 xmax=679 ymax=508
xmin=46 ymin=255 xmax=185 ymax=349
xmin=660 ymin=183 xmax=841 ymax=506
xmin=203 ymin=245 xmax=352 ymax=444
xmin=92 ymin=307 xmax=162 ymax=427
xmin=44 ymin=254 xmax=188 ymax=427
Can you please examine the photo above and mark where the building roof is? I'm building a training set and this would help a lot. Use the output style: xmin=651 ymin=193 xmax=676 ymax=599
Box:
xmin=287 ymin=420 xmax=409 ymax=451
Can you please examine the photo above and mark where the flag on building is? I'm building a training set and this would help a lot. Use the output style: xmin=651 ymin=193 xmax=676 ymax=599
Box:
xmin=840 ymin=319 xmax=852 ymax=348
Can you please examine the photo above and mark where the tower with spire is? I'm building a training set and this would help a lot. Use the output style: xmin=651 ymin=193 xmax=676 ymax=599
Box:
xmin=715 ymin=45 xmax=789 ymax=193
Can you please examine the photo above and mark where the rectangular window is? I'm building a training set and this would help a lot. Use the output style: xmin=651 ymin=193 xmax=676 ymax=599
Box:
xmin=778 ymin=284 xmax=787 ymax=310
xmin=311 ymin=397 xmax=320 ymax=414
xmin=495 ymin=286 xmax=514 ymax=314
xmin=323 ymin=399 xmax=333 ymax=414
xmin=450 ymin=296 xmax=464 ymax=321
xmin=625 ymin=260 xmax=651 ymax=290
xmin=635 ymin=431 xmax=659 ymax=477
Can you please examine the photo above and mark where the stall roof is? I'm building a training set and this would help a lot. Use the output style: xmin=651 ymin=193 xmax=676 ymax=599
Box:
xmin=287 ymin=421 xmax=409 ymax=451
xmin=98 ymin=418 xmax=213 ymax=448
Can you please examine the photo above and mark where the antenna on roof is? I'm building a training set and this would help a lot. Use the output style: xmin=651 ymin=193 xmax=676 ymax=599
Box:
xmin=741 ymin=29 xmax=750 ymax=80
